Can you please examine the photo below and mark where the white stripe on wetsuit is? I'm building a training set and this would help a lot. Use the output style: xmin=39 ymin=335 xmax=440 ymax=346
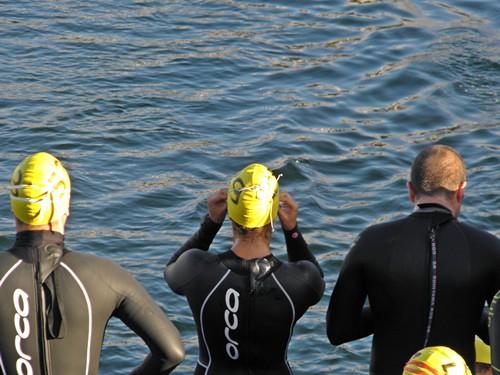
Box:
xmin=0 ymin=353 xmax=5 ymax=375
xmin=0 ymin=260 xmax=24 ymax=374
xmin=199 ymin=269 xmax=231 ymax=374
xmin=271 ymin=273 xmax=295 ymax=373
xmin=0 ymin=259 xmax=23 ymax=288
xmin=61 ymin=262 xmax=92 ymax=375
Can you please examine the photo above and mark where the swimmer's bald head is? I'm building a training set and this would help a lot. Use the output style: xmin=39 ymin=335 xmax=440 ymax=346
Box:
xmin=410 ymin=145 xmax=466 ymax=199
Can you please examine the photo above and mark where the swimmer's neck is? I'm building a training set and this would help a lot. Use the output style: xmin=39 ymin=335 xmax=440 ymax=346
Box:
xmin=407 ymin=182 xmax=462 ymax=218
xmin=15 ymin=217 xmax=66 ymax=235
xmin=231 ymin=238 xmax=271 ymax=260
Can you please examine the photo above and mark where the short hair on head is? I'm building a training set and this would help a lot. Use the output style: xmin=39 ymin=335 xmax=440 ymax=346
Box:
xmin=231 ymin=220 xmax=272 ymax=240
xmin=410 ymin=145 xmax=466 ymax=198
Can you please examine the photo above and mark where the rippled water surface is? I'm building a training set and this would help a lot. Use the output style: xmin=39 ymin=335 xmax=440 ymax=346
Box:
xmin=0 ymin=0 xmax=499 ymax=373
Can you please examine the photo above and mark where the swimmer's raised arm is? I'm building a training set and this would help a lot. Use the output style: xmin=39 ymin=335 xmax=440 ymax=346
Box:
xmin=166 ymin=189 xmax=226 ymax=266
xmin=279 ymin=191 xmax=323 ymax=276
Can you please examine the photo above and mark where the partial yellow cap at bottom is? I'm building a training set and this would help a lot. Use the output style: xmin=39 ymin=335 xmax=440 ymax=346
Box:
xmin=227 ymin=163 xmax=279 ymax=229
xmin=403 ymin=346 xmax=472 ymax=375
xmin=10 ymin=152 xmax=71 ymax=225
xmin=475 ymin=336 xmax=491 ymax=365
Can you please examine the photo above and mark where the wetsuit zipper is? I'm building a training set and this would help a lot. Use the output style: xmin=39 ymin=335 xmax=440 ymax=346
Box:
xmin=424 ymin=227 xmax=438 ymax=347
xmin=33 ymin=247 xmax=50 ymax=375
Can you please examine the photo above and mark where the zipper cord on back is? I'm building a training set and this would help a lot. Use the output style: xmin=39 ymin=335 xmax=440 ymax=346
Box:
xmin=34 ymin=248 xmax=50 ymax=375
xmin=423 ymin=227 xmax=438 ymax=347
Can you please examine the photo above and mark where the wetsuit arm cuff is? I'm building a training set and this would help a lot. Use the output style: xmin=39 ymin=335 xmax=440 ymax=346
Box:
xmin=167 ymin=214 xmax=222 ymax=265
xmin=284 ymin=225 xmax=323 ymax=277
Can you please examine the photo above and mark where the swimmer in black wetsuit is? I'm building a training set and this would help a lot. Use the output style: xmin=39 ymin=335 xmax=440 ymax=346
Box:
xmin=165 ymin=163 xmax=324 ymax=374
xmin=0 ymin=152 xmax=184 ymax=375
xmin=326 ymin=145 xmax=500 ymax=374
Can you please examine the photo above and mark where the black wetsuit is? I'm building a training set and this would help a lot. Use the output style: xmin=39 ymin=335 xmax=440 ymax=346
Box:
xmin=326 ymin=204 xmax=500 ymax=374
xmin=165 ymin=215 xmax=325 ymax=374
xmin=0 ymin=230 xmax=184 ymax=375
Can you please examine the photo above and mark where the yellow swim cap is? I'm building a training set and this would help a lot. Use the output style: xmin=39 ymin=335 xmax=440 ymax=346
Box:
xmin=227 ymin=163 xmax=279 ymax=229
xmin=475 ymin=336 xmax=491 ymax=365
xmin=10 ymin=152 xmax=71 ymax=225
xmin=403 ymin=346 xmax=472 ymax=375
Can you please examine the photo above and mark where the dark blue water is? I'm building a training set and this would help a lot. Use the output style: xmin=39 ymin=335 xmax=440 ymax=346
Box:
xmin=0 ymin=0 xmax=498 ymax=373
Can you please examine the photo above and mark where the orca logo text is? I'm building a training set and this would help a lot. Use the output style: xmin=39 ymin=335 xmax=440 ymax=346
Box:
xmin=13 ymin=288 xmax=33 ymax=375
xmin=224 ymin=288 xmax=240 ymax=360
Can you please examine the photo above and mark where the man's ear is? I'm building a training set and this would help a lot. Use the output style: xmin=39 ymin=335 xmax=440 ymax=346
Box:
xmin=456 ymin=181 xmax=466 ymax=204
xmin=407 ymin=181 xmax=417 ymax=203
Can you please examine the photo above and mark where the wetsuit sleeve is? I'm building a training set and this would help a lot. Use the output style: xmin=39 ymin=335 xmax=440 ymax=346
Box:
xmin=165 ymin=249 xmax=215 ymax=295
xmin=326 ymin=232 xmax=373 ymax=345
xmin=109 ymin=266 xmax=185 ymax=375
xmin=167 ymin=214 xmax=222 ymax=265
xmin=165 ymin=215 xmax=221 ymax=294
xmin=284 ymin=225 xmax=324 ymax=277
xmin=293 ymin=260 xmax=325 ymax=305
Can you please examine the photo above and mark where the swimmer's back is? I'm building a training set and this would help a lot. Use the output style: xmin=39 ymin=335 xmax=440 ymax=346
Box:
xmin=328 ymin=209 xmax=500 ymax=373
xmin=167 ymin=247 xmax=322 ymax=374
xmin=0 ymin=246 xmax=180 ymax=375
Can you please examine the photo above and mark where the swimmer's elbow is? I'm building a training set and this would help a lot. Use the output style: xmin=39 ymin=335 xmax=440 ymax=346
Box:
xmin=166 ymin=326 xmax=186 ymax=365
xmin=169 ymin=343 xmax=186 ymax=366
xmin=326 ymin=306 xmax=373 ymax=346
xmin=157 ymin=341 xmax=185 ymax=373
xmin=326 ymin=324 xmax=350 ymax=346
xmin=326 ymin=308 xmax=349 ymax=346
xmin=327 ymin=329 xmax=347 ymax=346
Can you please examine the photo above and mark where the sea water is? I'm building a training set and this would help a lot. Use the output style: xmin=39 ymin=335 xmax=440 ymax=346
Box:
xmin=0 ymin=0 xmax=498 ymax=373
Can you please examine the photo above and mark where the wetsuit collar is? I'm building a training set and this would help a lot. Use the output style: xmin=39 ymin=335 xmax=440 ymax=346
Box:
xmin=13 ymin=230 xmax=65 ymax=282
xmin=15 ymin=230 xmax=64 ymax=248
xmin=220 ymin=251 xmax=282 ymax=293
xmin=219 ymin=250 xmax=280 ymax=272
xmin=414 ymin=203 xmax=452 ymax=215
xmin=412 ymin=203 xmax=455 ymax=229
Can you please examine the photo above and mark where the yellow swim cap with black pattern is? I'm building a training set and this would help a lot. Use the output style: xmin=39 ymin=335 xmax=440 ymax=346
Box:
xmin=10 ymin=152 xmax=71 ymax=225
xmin=227 ymin=163 xmax=279 ymax=229
xmin=403 ymin=346 xmax=472 ymax=375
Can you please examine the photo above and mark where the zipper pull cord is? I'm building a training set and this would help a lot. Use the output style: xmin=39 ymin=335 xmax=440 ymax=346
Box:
xmin=34 ymin=247 xmax=51 ymax=375
xmin=424 ymin=227 xmax=438 ymax=347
